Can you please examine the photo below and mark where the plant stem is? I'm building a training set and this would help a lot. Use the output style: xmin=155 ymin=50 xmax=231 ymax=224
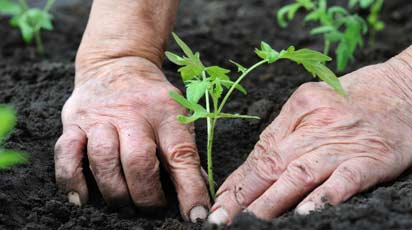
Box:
xmin=34 ymin=30 xmax=44 ymax=55
xmin=217 ymin=60 xmax=267 ymax=113
xmin=207 ymin=118 xmax=217 ymax=200
xmin=202 ymin=71 xmax=217 ymax=199
xmin=324 ymin=39 xmax=330 ymax=55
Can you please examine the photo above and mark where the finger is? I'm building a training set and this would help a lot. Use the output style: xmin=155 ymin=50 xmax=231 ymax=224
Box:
xmin=246 ymin=149 xmax=339 ymax=220
xmin=214 ymin=110 xmax=293 ymax=201
xmin=295 ymin=158 xmax=393 ymax=215
xmin=209 ymin=129 xmax=316 ymax=225
xmin=87 ymin=123 xmax=131 ymax=209
xmin=157 ymin=117 xmax=210 ymax=223
xmin=54 ymin=125 xmax=88 ymax=206
xmin=119 ymin=121 xmax=166 ymax=208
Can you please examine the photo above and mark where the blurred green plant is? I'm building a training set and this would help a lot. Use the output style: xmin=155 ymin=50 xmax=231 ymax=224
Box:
xmin=349 ymin=0 xmax=385 ymax=44
xmin=277 ymin=0 xmax=384 ymax=72
xmin=0 ymin=0 xmax=55 ymax=55
xmin=0 ymin=105 xmax=28 ymax=169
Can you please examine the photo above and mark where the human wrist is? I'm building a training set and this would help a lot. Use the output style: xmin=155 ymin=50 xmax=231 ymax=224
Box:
xmin=383 ymin=46 xmax=412 ymax=105
xmin=74 ymin=56 xmax=167 ymax=87
xmin=75 ymin=0 xmax=179 ymax=75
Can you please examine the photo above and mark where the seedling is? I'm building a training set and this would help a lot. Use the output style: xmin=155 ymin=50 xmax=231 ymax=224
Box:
xmin=349 ymin=0 xmax=385 ymax=44
xmin=166 ymin=33 xmax=345 ymax=199
xmin=0 ymin=105 xmax=28 ymax=169
xmin=277 ymin=0 xmax=382 ymax=72
xmin=0 ymin=0 xmax=55 ymax=55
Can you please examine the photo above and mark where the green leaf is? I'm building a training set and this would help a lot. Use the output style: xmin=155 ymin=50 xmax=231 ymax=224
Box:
xmin=0 ymin=0 xmax=22 ymax=15
xmin=255 ymin=41 xmax=279 ymax=63
xmin=172 ymin=32 xmax=194 ymax=58
xmin=25 ymin=9 xmax=53 ymax=30
xmin=165 ymin=51 xmax=185 ymax=65
xmin=169 ymin=33 xmax=205 ymax=81
xmin=229 ymin=60 xmax=247 ymax=73
xmin=302 ymin=61 xmax=346 ymax=96
xmin=186 ymin=80 xmax=209 ymax=104
xmin=349 ymin=0 xmax=358 ymax=8
xmin=280 ymin=47 xmax=346 ymax=96
xmin=281 ymin=46 xmax=331 ymax=63
xmin=310 ymin=25 xmax=335 ymax=35
xmin=211 ymin=78 xmax=223 ymax=99
xmin=0 ymin=150 xmax=28 ymax=169
xmin=220 ymin=80 xmax=247 ymax=95
xmin=169 ymin=91 xmax=207 ymax=113
xmin=206 ymin=66 xmax=231 ymax=81
xmin=18 ymin=19 xmax=34 ymax=43
xmin=304 ymin=10 xmax=321 ymax=22
xmin=0 ymin=105 xmax=16 ymax=141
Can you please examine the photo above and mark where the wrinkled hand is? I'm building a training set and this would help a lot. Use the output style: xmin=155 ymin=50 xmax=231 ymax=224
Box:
xmin=54 ymin=57 xmax=209 ymax=222
xmin=209 ymin=50 xmax=412 ymax=224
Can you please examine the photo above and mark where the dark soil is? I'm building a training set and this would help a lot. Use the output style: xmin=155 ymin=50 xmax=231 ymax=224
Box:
xmin=1 ymin=0 xmax=412 ymax=229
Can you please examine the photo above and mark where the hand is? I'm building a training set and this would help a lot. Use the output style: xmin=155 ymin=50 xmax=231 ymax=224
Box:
xmin=54 ymin=57 xmax=210 ymax=222
xmin=208 ymin=49 xmax=412 ymax=224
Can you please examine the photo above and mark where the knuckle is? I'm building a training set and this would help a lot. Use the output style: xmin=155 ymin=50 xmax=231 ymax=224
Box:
xmin=88 ymin=141 xmax=118 ymax=156
xmin=335 ymin=165 xmax=363 ymax=189
xmin=166 ymin=143 xmax=200 ymax=168
xmin=285 ymin=159 xmax=318 ymax=188
xmin=124 ymin=150 xmax=158 ymax=171
xmin=292 ymin=82 xmax=320 ymax=104
xmin=253 ymin=151 xmax=285 ymax=182
xmin=54 ymin=137 xmax=83 ymax=161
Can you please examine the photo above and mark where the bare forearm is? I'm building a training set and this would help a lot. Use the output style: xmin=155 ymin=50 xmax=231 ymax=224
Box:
xmin=76 ymin=0 xmax=179 ymax=70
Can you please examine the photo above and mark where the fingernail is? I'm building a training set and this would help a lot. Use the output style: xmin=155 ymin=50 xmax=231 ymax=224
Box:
xmin=189 ymin=205 xmax=208 ymax=223
xmin=208 ymin=207 xmax=229 ymax=225
xmin=68 ymin=191 xmax=81 ymax=206
xmin=296 ymin=201 xmax=315 ymax=215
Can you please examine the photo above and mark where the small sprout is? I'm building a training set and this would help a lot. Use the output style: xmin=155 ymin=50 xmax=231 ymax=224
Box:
xmin=0 ymin=105 xmax=28 ymax=169
xmin=277 ymin=0 xmax=383 ymax=72
xmin=0 ymin=0 xmax=55 ymax=55
xmin=166 ymin=33 xmax=345 ymax=199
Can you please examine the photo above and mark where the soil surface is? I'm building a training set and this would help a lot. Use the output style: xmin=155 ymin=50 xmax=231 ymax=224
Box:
xmin=1 ymin=0 xmax=412 ymax=229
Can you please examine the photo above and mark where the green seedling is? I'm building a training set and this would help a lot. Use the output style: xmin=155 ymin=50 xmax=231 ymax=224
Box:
xmin=277 ymin=0 xmax=378 ymax=72
xmin=0 ymin=0 xmax=55 ymax=55
xmin=349 ymin=0 xmax=385 ymax=44
xmin=166 ymin=33 xmax=345 ymax=199
xmin=0 ymin=105 xmax=28 ymax=169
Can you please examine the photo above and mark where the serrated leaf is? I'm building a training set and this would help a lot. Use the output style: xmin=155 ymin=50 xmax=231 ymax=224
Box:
xmin=302 ymin=61 xmax=346 ymax=96
xmin=186 ymin=80 xmax=209 ymax=104
xmin=0 ymin=0 xmax=22 ymax=15
xmin=229 ymin=60 xmax=247 ymax=73
xmin=0 ymin=150 xmax=28 ymax=169
xmin=206 ymin=66 xmax=230 ymax=81
xmin=0 ymin=106 xmax=16 ymax=141
xmin=169 ymin=33 xmax=205 ymax=81
xmin=212 ymin=78 xmax=223 ymax=99
xmin=280 ymin=48 xmax=346 ymax=96
xmin=281 ymin=47 xmax=331 ymax=63
xmin=255 ymin=41 xmax=279 ymax=63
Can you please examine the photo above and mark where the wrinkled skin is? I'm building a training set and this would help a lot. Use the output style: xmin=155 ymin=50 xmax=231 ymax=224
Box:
xmin=209 ymin=50 xmax=412 ymax=224
xmin=54 ymin=57 xmax=210 ymax=221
